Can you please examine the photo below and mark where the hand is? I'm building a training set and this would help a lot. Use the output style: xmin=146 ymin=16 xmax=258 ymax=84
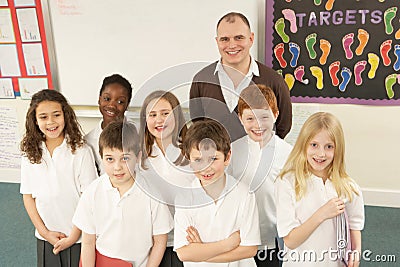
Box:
xmin=225 ymin=230 xmax=240 ymax=251
xmin=317 ymin=197 xmax=345 ymax=221
xmin=186 ymin=226 xmax=202 ymax=243
xmin=44 ymin=231 xmax=67 ymax=246
xmin=53 ymin=236 xmax=75 ymax=255
xmin=347 ymin=250 xmax=361 ymax=267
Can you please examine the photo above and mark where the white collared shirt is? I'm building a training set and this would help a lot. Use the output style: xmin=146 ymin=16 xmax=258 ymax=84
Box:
xmin=174 ymin=174 xmax=260 ymax=267
xmin=229 ymin=135 xmax=292 ymax=249
xmin=85 ymin=120 xmax=104 ymax=175
xmin=20 ymin=139 xmax=98 ymax=241
xmin=275 ymin=174 xmax=365 ymax=266
xmin=214 ymin=57 xmax=260 ymax=112
xmin=73 ymin=173 xmax=173 ymax=266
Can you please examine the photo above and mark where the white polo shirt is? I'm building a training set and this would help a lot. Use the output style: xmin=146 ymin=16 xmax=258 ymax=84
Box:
xmin=215 ymin=57 xmax=260 ymax=112
xmin=85 ymin=120 xmax=104 ymax=175
xmin=275 ymin=174 xmax=365 ymax=266
xmin=229 ymin=135 xmax=292 ymax=249
xmin=20 ymin=139 xmax=98 ymax=241
xmin=174 ymin=174 xmax=261 ymax=267
xmin=73 ymin=173 xmax=173 ymax=266
xmin=142 ymin=143 xmax=196 ymax=246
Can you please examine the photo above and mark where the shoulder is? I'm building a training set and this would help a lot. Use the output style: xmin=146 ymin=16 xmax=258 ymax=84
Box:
xmin=275 ymin=136 xmax=293 ymax=154
xmin=85 ymin=122 xmax=102 ymax=140
xmin=231 ymin=135 xmax=247 ymax=149
xmin=192 ymin=61 xmax=218 ymax=81
xmin=255 ymin=61 xmax=281 ymax=77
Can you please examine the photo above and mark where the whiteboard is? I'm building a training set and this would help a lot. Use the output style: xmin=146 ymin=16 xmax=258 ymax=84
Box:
xmin=47 ymin=0 xmax=261 ymax=106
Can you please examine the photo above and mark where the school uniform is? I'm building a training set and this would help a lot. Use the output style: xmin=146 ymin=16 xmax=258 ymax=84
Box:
xmin=72 ymin=172 xmax=173 ymax=266
xmin=20 ymin=139 xmax=98 ymax=267
xmin=229 ymin=135 xmax=292 ymax=266
xmin=141 ymin=143 xmax=196 ymax=267
xmin=85 ymin=120 xmax=104 ymax=175
xmin=174 ymin=174 xmax=261 ymax=267
xmin=275 ymin=174 xmax=365 ymax=267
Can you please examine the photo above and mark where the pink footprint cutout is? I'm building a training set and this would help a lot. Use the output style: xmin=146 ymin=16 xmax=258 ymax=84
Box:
xmin=274 ymin=43 xmax=287 ymax=68
xmin=380 ymin=40 xmax=392 ymax=66
xmin=294 ymin=66 xmax=309 ymax=84
xmin=282 ymin=9 xmax=297 ymax=33
xmin=285 ymin=0 xmax=292 ymax=2
xmin=354 ymin=60 xmax=367 ymax=86
xmin=342 ymin=33 xmax=354 ymax=59
xmin=329 ymin=61 xmax=341 ymax=86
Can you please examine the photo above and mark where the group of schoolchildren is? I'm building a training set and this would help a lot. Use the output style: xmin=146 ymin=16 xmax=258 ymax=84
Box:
xmin=19 ymin=73 xmax=365 ymax=267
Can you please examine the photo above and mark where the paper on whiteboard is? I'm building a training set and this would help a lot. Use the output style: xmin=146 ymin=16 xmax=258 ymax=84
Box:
xmin=0 ymin=106 xmax=21 ymax=169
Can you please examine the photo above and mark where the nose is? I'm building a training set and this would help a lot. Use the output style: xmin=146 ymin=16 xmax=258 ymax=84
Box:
xmin=155 ymin=113 xmax=164 ymax=123
xmin=113 ymin=160 xmax=123 ymax=170
xmin=316 ymin=147 xmax=326 ymax=157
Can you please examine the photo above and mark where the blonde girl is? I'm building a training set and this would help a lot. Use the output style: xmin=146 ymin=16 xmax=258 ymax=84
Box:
xmin=275 ymin=112 xmax=364 ymax=267
xmin=20 ymin=89 xmax=97 ymax=267
xmin=139 ymin=90 xmax=193 ymax=267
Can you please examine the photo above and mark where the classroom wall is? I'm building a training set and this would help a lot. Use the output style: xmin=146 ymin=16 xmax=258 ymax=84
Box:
xmin=1 ymin=0 xmax=399 ymax=207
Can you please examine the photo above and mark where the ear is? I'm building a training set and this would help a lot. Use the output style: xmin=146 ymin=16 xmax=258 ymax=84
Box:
xmin=249 ymin=32 xmax=255 ymax=44
xmin=98 ymin=96 xmax=101 ymax=106
xmin=238 ymin=114 xmax=244 ymax=126
xmin=224 ymin=150 xmax=232 ymax=166
xmin=273 ymin=111 xmax=279 ymax=123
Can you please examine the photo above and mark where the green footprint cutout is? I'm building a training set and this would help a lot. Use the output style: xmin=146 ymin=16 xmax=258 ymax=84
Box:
xmin=385 ymin=74 xmax=398 ymax=99
xmin=384 ymin=7 xmax=397 ymax=35
xmin=314 ymin=0 xmax=322 ymax=5
xmin=275 ymin=18 xmax=289 ymax=43
xmin=306 ymin=33 xmax=317 ymax=60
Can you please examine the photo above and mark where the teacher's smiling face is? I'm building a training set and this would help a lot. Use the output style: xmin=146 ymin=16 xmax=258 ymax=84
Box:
xmin=216 ymin=17 xmax=254 ymax=69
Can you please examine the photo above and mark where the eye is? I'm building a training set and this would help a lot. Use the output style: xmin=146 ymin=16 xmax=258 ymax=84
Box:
xmin=234 ymin=35 xmax=245 ymax=41
xmin=219 ymin=37 xmax=229 ymax=42
xmin=122 ymin=156 xmax=130 ymax=161
xmin=326 ymin=144 xmax=334 ymax=149
xmin=117 ymin=100 xmax=125 ymax=104
xmin=310 ymin=143 xmax=318 ymax=148
xmin=211 ymin=156 xmax=217 ymax=161
xmin=162 ymin=111 xmax=170 ymax=116
xmin=105 ymin=157 xmax=113 ymax=162
xmin=103 ymin=96 xmax=110 ymax=101
xmin=246 ymin=117 xmax=253 ymax=121
xmin=38 ymin=115 xmax=47 ymax=120
xmin=148 ymin=113 xmax=156 ymax=118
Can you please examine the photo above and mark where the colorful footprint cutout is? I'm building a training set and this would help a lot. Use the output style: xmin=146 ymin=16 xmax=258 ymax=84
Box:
xmin=314 ymin=0 xmax=322 ymax=6
xmin=274 ymin=43 xmax=287 ymax=68
xmin=355 ymin=29 xmax=369 ymax=56
xmin=285 ymin=73 xmax=295 ymax=90
xmin=396 ymin=29 xmax=400 ymax=40
xmin=342 ymin=33 xmax=354 ymax=59
xmin=319 ymin=39 xmax=331 ymax=65
xmin=384 ymin=7 xmax=397 ymax=35
xmin=306 ymin=33 xmax=317 ymax=60
xmin=380 ymin=40 xmax=392 ymax=66
xmin=310 ymin=66 xmax=323 ymax=90
xmin=329 ymin=61 xmax=341 ymax=86
xmin=393 ymin=44 xmax=400 ymax=71
xmin=294 ymin=66 xmax=309 ymax=84
xmin=325 ymin=0 xmax=336 ymax=11
xmin=385 ymin=74 xmax=398 ymax=99
xmin=289 ymin=42 xmax=300 ymax=67
xmin=276 ymin=69 xmax=283 ymax=76
xmin=368 ymin=53 xmax=380 ymax=79
xmin=339 ymin=67 xmax=352 ymax=92
xmin=275 ymin=18 xmax=290 ymax=43
xmin=354 ymin=60 xmax=367 ymax=86
xmin=282 ymin=9 xmax=297 ymax=33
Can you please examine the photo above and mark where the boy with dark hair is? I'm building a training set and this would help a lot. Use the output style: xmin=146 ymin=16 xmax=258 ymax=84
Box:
xmin=74 ymin=121 xmax=173 ymax=267
xmin=175 ymin=120 xmax=260 ymax=267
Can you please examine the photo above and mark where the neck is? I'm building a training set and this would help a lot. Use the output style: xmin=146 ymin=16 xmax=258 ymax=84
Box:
xmin=222 ymin=56 xmax=252 ymax=86
xmin=114 ymin=175 xmax=135 ymax=197
xmin=201 ymin=174 xmax=226 ymax=202
xmin=155 ymin=137 xmax=172 ymax=155
xmin=46 ymin=135 xmax=64 ymax=156
xmin=259 ymin=133 xmax=273 ymax=149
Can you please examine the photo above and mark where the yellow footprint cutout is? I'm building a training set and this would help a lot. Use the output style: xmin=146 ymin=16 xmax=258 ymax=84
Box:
xmin=310 ymin=66 xmax=324 ymax=90
xmin=285 ymin=73 xmax=295 ymax=90
xmin=319 ymin=39 xmax=331 ymax=65
xmin=368 ymin=53 xmax=380 ymax=79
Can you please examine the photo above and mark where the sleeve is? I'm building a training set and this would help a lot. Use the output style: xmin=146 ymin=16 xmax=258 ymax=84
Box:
xmin=274 ymin=176 xmax=301 ymax=238
xmin=239 ymin=192 xmax=261 ymax=246
xmin=189 ymin=77 xmax=205 ymax=121
xmin=150 ymin=199 xmax=173 ymax=236
xmin=346 ymin=183 xmax=365 ymax=231
xmin=273 ymin=74 xmax=292 ymax=139
xmin=173 ymin=207 xmax=191 ymax=251
xmin=72 ymin=184 xmax=96 ymax=234
xmin=76 ymin=146 xmax=98 ymax=193
xmin=20 ymin=157 xmax=33 ymax=195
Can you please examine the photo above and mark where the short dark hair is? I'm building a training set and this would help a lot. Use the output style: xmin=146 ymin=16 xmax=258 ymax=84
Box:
xmin=216 ymin=12 xmax=251 ymax=31
xmin=99 ymin=121 xmax=139 ymax=157
xmin=99 ymin=74 xmax=133 ymax=104
xmin=181 ymin=120 xmax=231 ymax=160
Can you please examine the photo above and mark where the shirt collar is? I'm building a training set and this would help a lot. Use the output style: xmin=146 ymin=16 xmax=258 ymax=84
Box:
xmin=214 ymin=57 xmax=260 ymax=77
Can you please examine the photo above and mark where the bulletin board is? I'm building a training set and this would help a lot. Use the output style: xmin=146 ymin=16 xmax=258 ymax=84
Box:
xmin=0 ymin=0 xmax=55 ymax=99
xmin=265 ymin=0 xmax=400 ymax=105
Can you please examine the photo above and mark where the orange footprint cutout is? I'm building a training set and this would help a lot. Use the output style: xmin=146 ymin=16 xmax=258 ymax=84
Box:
xmin=325 ymin=0 xmax=335 ymax=11
xmin=319 ymin=39 xmax=331 ymax=65
xmin=355 ymin=29 xmax=369 ymax=56
xmin=396 ymin=29 xmax=400 ymax=40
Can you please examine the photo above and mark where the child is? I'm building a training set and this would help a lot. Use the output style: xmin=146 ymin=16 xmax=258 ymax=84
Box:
xmin=229 ymin=84 xmax=292 ymax=266
xmin=175 ymin=119 xmax=261 ymax=266
xmin=275 ymin=112 xmax=365 ymax=266
xmin=85 ymin=74 xmax=133 ymax=175
xmin=20 ymin=89 xmax=98 ymax=267
xmin=139 ymin=90 xmax=195 ymax=267
xmin=73 ymin=121 xmax=173 ymax=267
